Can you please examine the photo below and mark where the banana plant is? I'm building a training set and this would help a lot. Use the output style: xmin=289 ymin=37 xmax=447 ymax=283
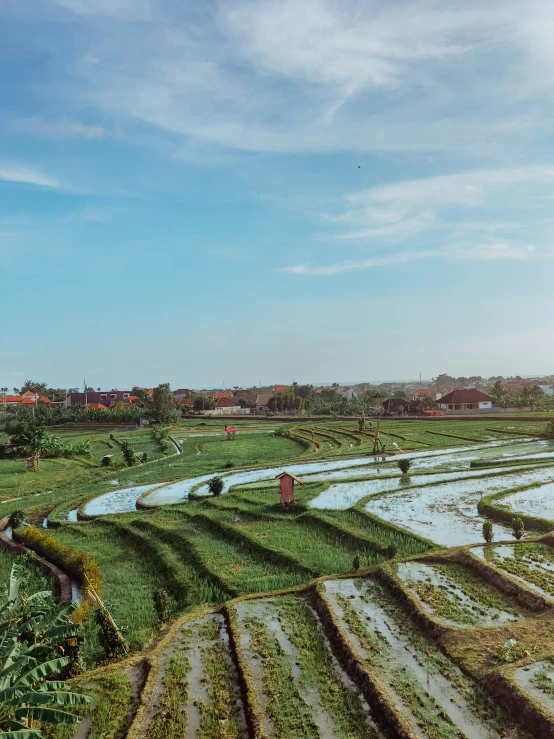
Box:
xmin=0 ymin=558 xmax=90 ymax=736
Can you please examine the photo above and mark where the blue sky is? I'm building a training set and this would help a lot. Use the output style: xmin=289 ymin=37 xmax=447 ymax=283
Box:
xmin=2 ymin=0 xmax=554 ymax=389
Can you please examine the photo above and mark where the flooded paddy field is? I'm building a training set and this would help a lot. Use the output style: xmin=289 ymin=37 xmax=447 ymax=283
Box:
xmin=323 ymin=577 xmax=518 ymax=738
xmin=143 ymin=613 xmax=246 ymax=739
xmin=498 ymin=481 xmax=554 ymax=522
xmin=473 ymin=542 xmax=554 ymax=599
xmin=395 ymin=560 xmax=528 ymax=626
xmin=365 ymin=464 xmax=554 ymax=546
xmin=514 ymin=660 xmax=554 ymax=716
xmin=82 ymin=437 xmax=554 ymax=516
xmin=234 ymin=596 xmax=384 ymax=738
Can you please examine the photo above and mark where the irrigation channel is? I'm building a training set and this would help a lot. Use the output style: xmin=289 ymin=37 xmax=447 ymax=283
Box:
xmin=81 ymin=438 xmax=554 ymax=547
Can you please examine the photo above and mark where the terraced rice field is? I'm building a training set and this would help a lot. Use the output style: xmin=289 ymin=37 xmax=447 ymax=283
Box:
xmin=395 ymin=560 xmax=528 ymax=626
xmin=144 ymin=613 xmax=246 ymax=739
xmin=323 ymin=577 xmax=514 ymax=738
xmin=473 ymin=542 xmax=554 ymax=599
xmin=7 ymin=421 xmax=554 ymax=738
xmin=514 ymin=660 xmax=554 ymax=716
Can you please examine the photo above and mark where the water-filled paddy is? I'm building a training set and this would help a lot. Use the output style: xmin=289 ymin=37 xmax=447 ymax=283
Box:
xmin=473 ymin=543 xmax=554 ymax=599
xmin=395 ymin=561 xmax=526 ymax=626
xmin=83 ymin=438 xmax=549 ymax=516
xmin=324 ymin=578 xmax=508 ymax=738
xmin=499 ymin=482 xmax=554 ymax=522
xmin=365 ymin=466 xmax=554 ymax=547
xmin=514 ymin=660 xmax=554 ymax=716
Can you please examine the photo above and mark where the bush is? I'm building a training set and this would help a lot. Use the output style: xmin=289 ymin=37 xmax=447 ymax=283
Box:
xmin=141 ymin=452 xmax=148 ymax=463
xmin=208 ymin=476 xmax=224 ymax=496
xmin=153 ymin=589 xmax=168 ymax=622
xmin=384 ymin=544 xmax=398 ymax=559
xmin=101 ymin=454 xmax=112 ymax=467
xmin=352 ymin=555 xmax=360 ymax=571
xmin=8 ymin=509 xmax=26 ymax=528
xmin=512 ymin=516 xmax=524 ymax=540
xmin=120 ymin=440 xmax=137 ymax=467
xmin=482 ymin=520 xmax=494 ymax=543
xmin=16 ymin=525 xmax=102 ymax=622
xmin=397 ymin=459 xmax=412 ymax=474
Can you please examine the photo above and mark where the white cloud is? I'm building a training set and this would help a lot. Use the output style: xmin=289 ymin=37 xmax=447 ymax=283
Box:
xmin=41 ymin=0 xmax=554 ymax=156
xmin=0 ymin=166 xmax=60 ymax=189
xmin=284 ymin=241 xmax=537 ymax=275
xmin=328 ymin=166 xmax=554 ymax=242
xmin=11 ymin=118 xmax=107 ymax=140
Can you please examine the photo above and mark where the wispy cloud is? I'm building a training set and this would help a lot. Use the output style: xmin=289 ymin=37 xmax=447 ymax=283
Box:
xmin=35 ymin=0 xmax=554 ymax=157
xmin=0 ymin=166 xmax=61 ymax=189
xmin=284 ymin=242 xmax=537 ymax=275
xmin=328 ymin=166 xmax=554 ymax=242
xmin=11 ymin=118 xmax=107 ymax=140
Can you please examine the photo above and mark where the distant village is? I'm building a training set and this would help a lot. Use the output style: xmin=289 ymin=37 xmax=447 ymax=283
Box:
xmin=1 ymin=373 xmax=553 ymax=418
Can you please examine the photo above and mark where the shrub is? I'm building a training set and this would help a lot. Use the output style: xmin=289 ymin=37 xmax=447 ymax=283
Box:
xmin=208 ymin=476 xmax=224 ymax=496
xmin=120 ymin=440 xmax=137 ymax=467
xmin=141 ymin=452 xmax=148 ymax=463
xmin=95 ymin=603 xmax=126 ymax=658
xmin=482 ymin=520 xmax=494 ymax=544
xmin=397 ymin=459 xmax=412 ymax=474
xmin=153 ymin=589 xmax=168 ymax=622
xmin=384 ymin=544 xmax=398 ymax=559
xmin=512 ymin=516 xmax=525 ymax=540
xmin=352 ymin=555 xmax=360 ymax=571
xmin=8 ymin=509 xmax=26 ymax=528
xmin=16 ymin=525 xmax=102 ymax=622
xmin=101 ymin=454 xmax=112 ymax=467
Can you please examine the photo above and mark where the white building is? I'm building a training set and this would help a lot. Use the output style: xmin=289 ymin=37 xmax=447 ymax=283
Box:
xmin=538 ymin=384 xmax=554 ymax=396
xmin=437 ymin=389 xmax=494 ymax=412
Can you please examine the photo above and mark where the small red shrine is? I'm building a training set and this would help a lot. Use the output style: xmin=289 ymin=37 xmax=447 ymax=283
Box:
xmin=275 ymin=470 xmax=304 ymax=506
xmin=225 ymin=424 xmax=237 ymax=440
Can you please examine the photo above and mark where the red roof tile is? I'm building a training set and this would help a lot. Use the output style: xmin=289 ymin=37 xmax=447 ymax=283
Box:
xmin=438 ymin=389 xmax=493 ymax=404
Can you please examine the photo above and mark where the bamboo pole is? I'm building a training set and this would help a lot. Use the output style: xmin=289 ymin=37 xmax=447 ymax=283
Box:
xmin=83 ymin=574 xmax=128 ymax=654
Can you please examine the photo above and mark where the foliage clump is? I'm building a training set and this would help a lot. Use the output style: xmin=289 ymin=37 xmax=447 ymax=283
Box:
xmin=482 ymin=520 xmax=494 ymax=544
xmin=153 ymin=588 xmax=169 ymax=622
xmin=95 ymin=602 xmax=127 ymax=659
xmin=0 ymin=554 xmax=90 ymax=734
xmin=512 ymin=516 xmax=524 ymax=540
xmin=208 ymin=476 xmax=224 ymax=496
xmin=352 ymin=555 xmax=360 ymax=571
xmin=120 ymin=440 xmax=137 ymax=467
xmin=8 ymin=509 xmax=26 ymax=528
xmin=397 ymin=458 xmax=412 ymax=475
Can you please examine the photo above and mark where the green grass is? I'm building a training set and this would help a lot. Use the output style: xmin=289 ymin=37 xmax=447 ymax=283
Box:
xmin=0 ymin=427 xmax=171 ymax=502
xmin=42 ymin=672 xmax=134 ymax=739
xmin=213 ymin=508 xmax=384 ymax=575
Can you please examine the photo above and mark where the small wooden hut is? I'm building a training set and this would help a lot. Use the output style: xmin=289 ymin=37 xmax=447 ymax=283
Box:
xmin=275 ymin=471 xmax=304 ymax=507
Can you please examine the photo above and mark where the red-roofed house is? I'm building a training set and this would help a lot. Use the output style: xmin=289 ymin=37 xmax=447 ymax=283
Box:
xmin=273 ymin=385 xmax=289 ymax=393
xmin=87 ymin=403 xmax=109 ymax=410
xmin=437 ymin=389 xmax=494 ymax=412
xmin=178 ymin=398 xmax=195 ymax=408
xmin=211 ymin=391 xmax=232 ymax=400
xmin=1 ymin=395 xmax=23 ymax=405
xmin=216 ymin=397 xmax=240 ymax=409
